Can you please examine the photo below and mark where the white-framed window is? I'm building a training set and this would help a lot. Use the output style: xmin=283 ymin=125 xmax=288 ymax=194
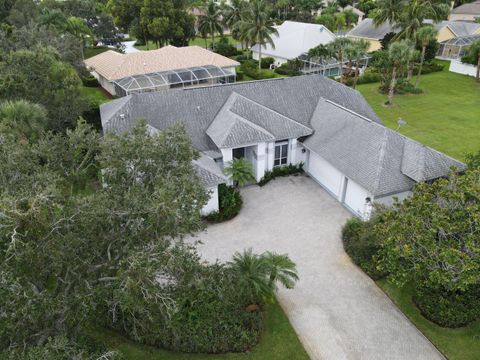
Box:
xmin=274 ymin=140 xmax=288 ymax=166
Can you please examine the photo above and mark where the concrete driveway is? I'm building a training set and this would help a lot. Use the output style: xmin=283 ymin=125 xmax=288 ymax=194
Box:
xmin=189 ymin=175 xmax=444 ymax=360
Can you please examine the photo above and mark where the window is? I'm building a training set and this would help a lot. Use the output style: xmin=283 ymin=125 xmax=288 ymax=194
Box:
xmin=274 ymin=141 xmax=288 ymax=166
xmin=233 ymin=147 xmax=245 ymax=159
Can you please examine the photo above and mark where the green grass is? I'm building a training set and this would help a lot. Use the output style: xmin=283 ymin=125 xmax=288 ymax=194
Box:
xmin=357 ymin=68 xmax=480 ymax=161
xmin=91 ymin=302 xmax=308 ymax=360
xmin=377 ymin=280 xmax=480 ymax=360
xmin=134 ymin=35 xmax=238 ymax=51
xmin=81 ymin=86 xmax=111 ymax=105
xmin=84 ymin=46 xmax=120 ymax=59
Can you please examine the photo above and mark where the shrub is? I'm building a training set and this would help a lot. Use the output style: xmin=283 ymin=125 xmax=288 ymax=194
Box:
xmin=345 ymin=70 xmax=381 ymax=86
xmin=413 ymin=285 xmax=480 ymax=328
xmin=239 ymin=60 xmax=276 ymax=80
xmin=258 ymin=163 xmax=303 ymax=186
xmin=236 ymin=69 xmax=244 ymax=81
xmin=342 ymin=217 xmax=386 ymax=280
xmin=415 ymin=61 xmax=444 ymax=74
xmin=260 ymin=57 xmax=275 ymax=69
xmin=81 ymin=75 xmax=100 ymax=87
xmin=214 ymin=37 xmax=239 ymax=57
xmin=205 ymin=184 xmax=243 ymax=223
xmin=274 ymin=59 xmax=303 ymax=76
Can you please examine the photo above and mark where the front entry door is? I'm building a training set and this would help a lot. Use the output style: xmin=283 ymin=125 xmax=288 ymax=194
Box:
xmin=274 ymin=141 xmax=288 ymax=166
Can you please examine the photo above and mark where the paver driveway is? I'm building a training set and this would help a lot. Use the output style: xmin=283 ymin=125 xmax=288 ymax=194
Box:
xmin=190 ymin=175 xmax=444 ymax=360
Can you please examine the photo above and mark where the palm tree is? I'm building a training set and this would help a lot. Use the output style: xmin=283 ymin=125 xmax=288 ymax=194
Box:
xmin=328 ymin=37 xmax=353 ymax=83
xmin=464 ymin=38 xmax=480 ymax=82
xmin=237 ymin=0 xmax=278 ymax=70
xmin=387 ymin=40 xmax=414 ymax=105
xmin=263 ymin=252 xmax=299 ymax=290
xmin=0 ymin=100 xmax=47 ymax=143
xmin=198 ymin=0 xmax=223 ymax=49
xmin=351 ymin=39 xmax=370 ymax=89
xmin=224 ymin=157 xmax=256 ymax=187
xmin=415 ymin=26 xmax=438 ymax=88
xmin=66 ymin=16 xmax=93 ymax=59
xmin=229 ymin=249 xmax=299 ymax=302
xmin=373 ymin=0 xmax=407 ymax=26
xmin=224 ymin=0 xmax=246 ymax=48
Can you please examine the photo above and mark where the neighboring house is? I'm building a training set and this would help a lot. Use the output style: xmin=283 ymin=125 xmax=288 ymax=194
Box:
xmin=251 ymin=21 xmax=336 ymax=66
xmin=449 ymin=0 xmax=480 ymax=21
xmin=84 ymin=45 xmax=239 ymax=97
xmin=346 ymin=18 xmax=396 ymax=52
xmin=99 ymin=75 xmax=464 ymax=219
xmin=343 ymin=5 xmax=365 ymax=25
xmin=437 ymin=34 xmax=480 ymax=59
xmin=428 ymin=19 xmax=480 ymax=42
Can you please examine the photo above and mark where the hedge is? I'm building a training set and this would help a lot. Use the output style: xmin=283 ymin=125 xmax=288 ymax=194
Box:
xmin=413 ymin=285 xmax=480 ymax=328
xmin=205 ymin=184 xmax=243 ymax=223
xmin=258 ymin=163 xmax=303 ymax=186
xmin=240 ymin=60 xmax=277 ymax=80
xmin=341 ymin=217 xmax=386 ymax=280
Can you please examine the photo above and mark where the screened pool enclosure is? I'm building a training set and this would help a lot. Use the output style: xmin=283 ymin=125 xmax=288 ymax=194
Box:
xmin=437 ymin=35 xmax=480 ymax=60
xmin=113 ymin=65 xmax=236 ymax=97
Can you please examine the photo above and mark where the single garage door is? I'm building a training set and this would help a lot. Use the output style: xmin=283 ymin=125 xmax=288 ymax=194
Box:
xmin=307 ymin=152 xmax=343 ymax=198
xmin=343 ymin=178 xmax=370 ymax=216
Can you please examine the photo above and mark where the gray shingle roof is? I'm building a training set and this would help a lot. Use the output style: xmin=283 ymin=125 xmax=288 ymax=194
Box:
xmin=100 ymin=75 xmax=381 ymax=153
xmin=206 ymin=92 xmax=312 ymax=148
xmin=347 ymin=18 xmax=396 ymax=40
xmin=303 ymin=99 xmax=465 ymax=197
xmin=193 ymin=154 xmax=227 ymax=187
xmin=451 ymin=0 xmax=480 ymax=15
xmin=432 ymin=20 xmax=480 ymax=37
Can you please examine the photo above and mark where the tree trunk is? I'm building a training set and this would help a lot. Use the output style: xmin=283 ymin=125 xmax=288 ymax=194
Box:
xmin=212 ymin=33 xmax=215 ymax=50
xmin=388 ymin=65 xmax=397 ymax=105
xmin=353 ymin=57 xmax=360 ymax=89
xmin=407 ymin=61 xmax=413 ymax=81
xmin=204 ymin=37 xmax=207 ymax=49
xmin=259 ymin=41 xmax=262 ymax=70
xmin=415 ymin=45 xmax=426 ymax=88
xmin=338 ymin=50 xmax=343 ymax=83
xmin=477 ymin=54 xmax=480 ymax=82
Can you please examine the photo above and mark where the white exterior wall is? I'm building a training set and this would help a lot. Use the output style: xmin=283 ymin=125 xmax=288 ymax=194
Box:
xmin=91 ymin=71 xmax=116 ymax=96
xmin=306 ymin=151 xmax=344 ymax=198
xmin=254 ymin=142 xmax=267 ymax=182
xmin=343 ymin=178 xmax=372 ymax=219
xmin=375 ymin=190 xmax=412 ymax=207
xmin=251 ymin=51 xmax=289 ymax=67
xmin=449 ymin=60 xmax=477 ymax=77
xmin=201 ymin=186 xmax=219 ymax=215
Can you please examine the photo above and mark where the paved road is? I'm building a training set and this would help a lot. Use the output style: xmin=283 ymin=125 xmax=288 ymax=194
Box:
xmin=122 ymin=41 xmax=140 ymax=54
xmin=189 ymin=175 xmax=444 ymax=360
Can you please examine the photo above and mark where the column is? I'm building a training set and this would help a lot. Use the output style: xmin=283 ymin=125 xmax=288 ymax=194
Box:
xmin=256 ymin=142 xmax=267 ymax=182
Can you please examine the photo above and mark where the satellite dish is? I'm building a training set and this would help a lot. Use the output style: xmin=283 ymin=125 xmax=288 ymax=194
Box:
xmin=397 ymin=117 xmax=407 ymax=130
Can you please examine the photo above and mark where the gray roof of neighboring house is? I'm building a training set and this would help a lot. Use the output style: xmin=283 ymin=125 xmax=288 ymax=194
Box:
xmin=206 ymin=92 xmax=312 ymax=148
xmin=347 ymin=18 xmax=396 ymax=40
xmin=430 ymin=20 xmax=480 ymax=36
xmin=302 ymin=99 xmax=465 ymax=197
xmin=451 ymin=0 xmax=480 ymax=14
xmin=100 ymin=75 xmax=381 ymax=153
xmin=193 ymin=154 xmax=227 ymax=187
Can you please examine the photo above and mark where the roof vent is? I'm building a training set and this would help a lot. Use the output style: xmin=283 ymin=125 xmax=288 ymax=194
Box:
xmin=196 ymin=106 xmax=201 ymax=111
xmin=119 ymin=113 xmax=125 ymax=120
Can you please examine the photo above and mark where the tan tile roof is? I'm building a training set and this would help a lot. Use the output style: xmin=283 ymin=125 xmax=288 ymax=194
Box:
xmin=84 ymin=45 xmax=239 ymax=81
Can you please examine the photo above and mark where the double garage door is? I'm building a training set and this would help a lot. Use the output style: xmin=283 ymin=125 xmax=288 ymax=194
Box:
xmin=307 ymin=151 xmax=370 ymax=217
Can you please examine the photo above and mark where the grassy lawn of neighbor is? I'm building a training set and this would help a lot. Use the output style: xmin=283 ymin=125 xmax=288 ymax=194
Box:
xmin=92 ymin=302 xmax=308 ymax=360
xmin=84 ymin=46 xmax=120 ymax=59
xmin=81 ymin=86 xmax=111 ymax=104
xmin=378 ymin=280 xmax=480 ymax=360
xmin=357 ymin=67 xmax=480 ymax=161
xmin=134 ymin=35 xmax=237 ymax=51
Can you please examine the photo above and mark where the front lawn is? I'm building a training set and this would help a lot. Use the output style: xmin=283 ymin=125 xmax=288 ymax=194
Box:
xmin=92 ymin=302 xmax=309 ymax=360
xmin=81 ymin=86 xmax=111 ymax=104
xmin=357 ymin=68 xmax=480 ymax=161
xmin=378 ymin=280 xmax=480 ymax=360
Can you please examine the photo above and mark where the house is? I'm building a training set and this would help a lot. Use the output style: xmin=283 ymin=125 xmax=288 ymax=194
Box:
xmin=343 ymin=5 xmax=365 ymax=25
xmin=346 ymin=18 xmax=396 ymax=52
xmin=250 ymin=21 xmax=336 ymax=66
xmin=84 ymin=45 xmax=239 ymax=97
xmin=437 ymin=34 xmax=480 ymax=60
xmin=428 ymin=20 xmax=480 ymax=42
xmin=449 ymin=0 xmax=480 ymax=21
xmin=99 ymin=75 xmax=464 ymax=219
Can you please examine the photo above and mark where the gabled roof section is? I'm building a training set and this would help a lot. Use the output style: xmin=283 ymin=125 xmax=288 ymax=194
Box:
xmin=251 ymin=21 xmax=336 ymax=60
xmin=430 ymin=20 xmax=480 ymax=37
xmin=303 ymin=99 xmax=465 ymax=197
xmin=193 ymin=154 xmax=227 ymax=187
xmin=347 ymin=18 xmax=396 ymax=40
xmin=206 ymin=92 xmax=312 ymax=149
xmin=84 ymin=45 xmax=239 ymax=81
xmin=451 ymin=0 xmax=480 ymax=15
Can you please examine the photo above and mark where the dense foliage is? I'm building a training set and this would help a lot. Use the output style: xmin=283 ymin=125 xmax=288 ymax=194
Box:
xmin=206 ymin=184 xmax=243 ymax=223
xmin=258 ymin=163 xmax=304 ymax=186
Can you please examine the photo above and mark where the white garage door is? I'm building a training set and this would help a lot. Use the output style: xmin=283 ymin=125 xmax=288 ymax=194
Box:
xmin=307 ymin=152 xmax=343 ymax=198
xmin=343 ymin=178 xmax=370 ymax=216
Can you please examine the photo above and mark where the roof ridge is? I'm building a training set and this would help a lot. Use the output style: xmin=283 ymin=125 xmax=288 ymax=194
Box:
xmin=324 ymin=99 xmax=373 ymax=123
xmin=234 ymin=93 xmax=313 ymax=132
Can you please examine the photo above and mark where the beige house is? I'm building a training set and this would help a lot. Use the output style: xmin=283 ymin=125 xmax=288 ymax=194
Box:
xmin=84 ymin=46 xmax=239 ymax=97
xmin=346 ymin=19 xmax=396 ymax=52
xmin=449 ymin=0 xmax=480 ymax=21
xmin=428 ymin=20 xmax=480 ymax=42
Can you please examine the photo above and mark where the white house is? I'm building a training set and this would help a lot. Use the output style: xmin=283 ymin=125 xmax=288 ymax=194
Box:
xmin=84 ymin=45 xmax=239 ymax=97
xmin=99 ymin=75 xmax=464 ymax=218
xmin=251 ymin=21 xmax=336 ymax=66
